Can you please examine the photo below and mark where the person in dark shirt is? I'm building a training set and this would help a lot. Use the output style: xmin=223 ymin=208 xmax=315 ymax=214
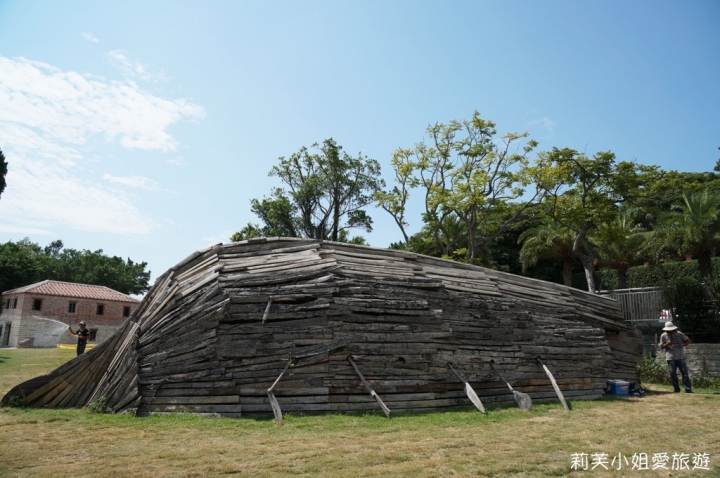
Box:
xmin=68 ymin=321 xmax=91 ymax=355
xmin=659 ymin=321 xmax=693 ymax=393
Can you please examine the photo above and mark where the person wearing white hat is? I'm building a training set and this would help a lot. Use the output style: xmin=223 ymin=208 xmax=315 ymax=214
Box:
xmin=68 ymin=321 xmax=91 ymax=356
xmin=659 ymin=321 xmax=693 ymax=393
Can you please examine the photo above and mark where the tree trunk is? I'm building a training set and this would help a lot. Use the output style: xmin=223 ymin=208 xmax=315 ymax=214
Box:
xmin=581 ymin=260 xmax=596 ymax=293
xmin=332 ymin=201 xmax=340 ymax=242
xmin=561 ymin=257 xmax=573 ymax=287
xmin=572 ymin=230 xmax=596 ymax=293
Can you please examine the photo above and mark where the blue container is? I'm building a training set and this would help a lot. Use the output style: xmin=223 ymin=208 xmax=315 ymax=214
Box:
xmin=606 ymin=380 xmax=629 ymax=396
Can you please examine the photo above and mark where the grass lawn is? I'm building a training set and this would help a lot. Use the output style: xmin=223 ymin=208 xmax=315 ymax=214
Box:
xmin=1 ymin=349 xmax=719 ymax=477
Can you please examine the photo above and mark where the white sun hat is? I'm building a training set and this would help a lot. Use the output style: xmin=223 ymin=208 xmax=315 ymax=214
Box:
xmin=663 ymin=321 xmax=678 ymax=331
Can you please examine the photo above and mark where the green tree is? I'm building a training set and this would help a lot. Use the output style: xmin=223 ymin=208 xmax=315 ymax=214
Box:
xmin=375 ymin=149 xmax=413 ymax=249
xmin=645 ymin=191 xmax=720 ymax=278
xmin=0 ymin=238 xmax=150 ymax=295
xmin=535 ymin=148 xmax=625 ymax=293
xmin=519 ymin=220 xmax=576 ymax=287
xmin=628 ymin=167 xmax=720 ymax=218
xmin=385 ymin=111 xmax=543 ymax=262
xmin=594 ymin=209 xmax=647 ymax=289
xmin=54 ymin=248 xmax=151 ymax=295
xmin=230 ymin=223 xmax=264 ymax=242
xmin=0 ymin=148 xmax=7 ymax=200
xmin=0 ymin=239 xmax=48 ymax=293
xmin=237 ymin=139 xmax=384 ymax=241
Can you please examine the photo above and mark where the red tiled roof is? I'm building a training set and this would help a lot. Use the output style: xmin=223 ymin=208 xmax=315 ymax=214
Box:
xmin=2 ymin=280 xmax=139 ymax=303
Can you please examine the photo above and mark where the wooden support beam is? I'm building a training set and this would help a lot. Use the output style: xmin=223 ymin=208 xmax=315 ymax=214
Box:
xmin=347 ymin=356 xmax=391 ymax=419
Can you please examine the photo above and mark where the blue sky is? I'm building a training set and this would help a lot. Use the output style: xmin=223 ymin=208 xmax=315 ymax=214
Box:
xmin=1 ymin=1 xmax=718 ymax=288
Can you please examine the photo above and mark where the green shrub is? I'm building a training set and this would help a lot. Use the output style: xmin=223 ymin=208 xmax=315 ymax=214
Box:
xmin=7 ymin=393 xmax=27 ymax=408
xmin=637 ymin=352 xmax=720 ymax=390
xmin=637 ymin=353 xmax=669 ymax=385
xmin=692 ymin=357 xmax=720 ymax=390
xmin=598 ymin=257 xmax=720 ymax=291
xmin=87 ymin=396 xmax=113 ymax=414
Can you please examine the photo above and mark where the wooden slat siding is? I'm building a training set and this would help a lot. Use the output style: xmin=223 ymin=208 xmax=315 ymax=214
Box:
xmin=139 ymin=294 xmax=225 ymax=348
xmin=177 ymin=270 xmax=222 ymax=299
xmin=138 ymin=291 xmax=227 ymax=348
xmin=35 ymin=379 xmax=71 ymax=407
xmin=174 ymin=254 xmax=219 ymax=282
xmin=222 ymin=249 xmax=320 ymax=271
xmin=23 ymin=376 xmax=66 ymax=405
xmin=219 ymin=264 xmax=341 ymax=286
xmin=319 ymin=250 xmax=421 ymax=269
xmin=169 ymin=244 xmax=224 ymax=276
xmin=87 ymin=322 xmax=140 ymax=405
xmin=105 ymin=354 xmax=139 ymax=410
xmin=2 ymin=238 xmax=642 ymax=414
xmin=48 ymin=332 xmax=121 ymax=407
xmin=219 ymin=243 xmax=321 ymax=260
xmin=72 ymin=327 xmax=131 ymax=407
xmin=139 ymin=282 xmax=180 ymax=333
xmin=48 ymin=383 xmax=78 ymax=408
xmin=133 ymin=271 xmax=175 ymax=327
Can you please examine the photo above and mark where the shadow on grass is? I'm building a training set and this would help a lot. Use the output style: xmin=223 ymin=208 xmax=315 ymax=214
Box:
xmin=644 ymin=382 xmax=720 ymax=395
xmin=643 ymin=388 xmax=676 ymax=395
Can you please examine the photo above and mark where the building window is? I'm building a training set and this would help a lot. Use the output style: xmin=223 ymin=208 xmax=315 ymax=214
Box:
xmin=89 ymin=329 xmax=98 ymax=341
xmin=12 ymin=298 xmax=17 ymax=309
xmin=96 ymin=304 xmax=105 ymax=315
xmin=32 ymin=299 xmax=42 ymax=311
xmin=123 ymin=306 xmax=131 ymax=317
xmin=68 ymin=302 xmax=76 ymax=313
xmin=4 ymin=299 xmax=8 ymax=309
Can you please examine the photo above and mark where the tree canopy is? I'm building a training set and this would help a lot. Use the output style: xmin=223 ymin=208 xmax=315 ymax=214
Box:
xmin=232 ymin=112 xmax=720 ymax=299
xmin=233 ymin=139 xmax=384 ymax=242
xmin=0 ymin=239 xmax=151 ymax=295
xmin=380 ymin=111 xmax=544 ymax=263
xmin=644 ymin=191 xmax=720 ymax=278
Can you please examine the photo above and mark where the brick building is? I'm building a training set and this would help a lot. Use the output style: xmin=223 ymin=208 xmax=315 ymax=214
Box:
xmin=0 ymin=280 xmax=140 ymax=348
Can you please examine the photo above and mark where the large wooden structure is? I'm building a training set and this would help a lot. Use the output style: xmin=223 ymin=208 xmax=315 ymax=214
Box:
xmin=2 ymin=238 xmax=642 ymax=417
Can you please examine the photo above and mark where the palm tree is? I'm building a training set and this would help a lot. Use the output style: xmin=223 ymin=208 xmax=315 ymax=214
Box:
xmin=519 ymin=221 xmax=576 ymax=287
xmin=595 ymin=209 xmax=647 ymax=289
xmin=645 ymin=191 xmax=720 ymax=278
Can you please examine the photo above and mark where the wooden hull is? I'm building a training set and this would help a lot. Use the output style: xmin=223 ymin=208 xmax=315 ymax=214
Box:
xmin=2 ymin=238 xmax=642 ymax=417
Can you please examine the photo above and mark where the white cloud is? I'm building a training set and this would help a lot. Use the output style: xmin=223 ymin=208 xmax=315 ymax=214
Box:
xmin=102 ymin=173 xmax=161 ymax=191
xmin=527 ymin=117 xmax=556 ymax=135
xmin=108 ymin=49 xmax=170 ymax=83
xmin=0 ymin=55 xmax=204 ymax=236
xmin=0 ymin=56 xmax=204 ymax=151
xmin=165 ymin=157 xmax=184 ymax=166
xmin=82 ymin=32 xmax=99 ymax=43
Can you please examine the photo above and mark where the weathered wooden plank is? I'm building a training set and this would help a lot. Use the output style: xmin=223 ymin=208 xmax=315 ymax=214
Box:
xmin=143 ymin=395 xmax=240 ymax=405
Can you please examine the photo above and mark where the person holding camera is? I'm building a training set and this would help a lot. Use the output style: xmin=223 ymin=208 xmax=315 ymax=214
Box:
xmin=659 ymin=321 xmax=693 ymax=393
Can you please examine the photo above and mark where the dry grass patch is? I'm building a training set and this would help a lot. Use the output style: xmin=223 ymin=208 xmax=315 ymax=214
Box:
xmin=1 ymin=349 xmax=719 ymax=477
